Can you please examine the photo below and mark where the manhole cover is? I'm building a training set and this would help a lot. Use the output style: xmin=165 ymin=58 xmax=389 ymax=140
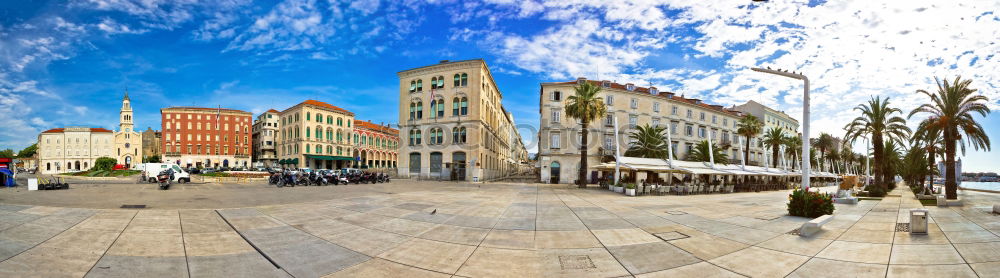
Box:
xmin=120 ymin=205 xmax=146 ymax=209
xmin=559 ymin=255 xmax=595 ymax=270
xmin=654 ymin=231 xmax=689 ymax=241
xmin=895 ymin=223 xmax=910 ymax=232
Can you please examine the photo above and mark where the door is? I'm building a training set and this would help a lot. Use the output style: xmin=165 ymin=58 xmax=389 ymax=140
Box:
xmin=453 ymin=152 xmax=466 ymax=181
xmin=550 ymin=162 xmax=560 ymax=184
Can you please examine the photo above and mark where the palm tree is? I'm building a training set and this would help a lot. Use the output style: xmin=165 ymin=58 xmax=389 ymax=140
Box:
xmin=883 ymin=140 xmax=902 ymax=185
xmin=736 ymin=115 xmax=763 ymax=164
xmin=812 ymin=133 xmax=835 ymax=170
xmin=761 ymin=127 xmax=786 ymax=168
xmin=912 ymin=119 xmax=943 ymax=193
xmin=840 ymin=145 xmax=854 ymax=174
xmin=828 ymin=147 xmax=840 ymax=173
xmin=783 ymin=134 xmax=802 ymax=169
xmin=844 ymin=96 xmax=911 ymax=190
xmin=686 ymin=140 xmax=729 ymax=163
xmin=910 ymin=76 xmax=992 ymax=199
xmin=565 ymin=82 xmax=608 ymax=188
xmin=624 ymin=124 xmax=669 ymax=159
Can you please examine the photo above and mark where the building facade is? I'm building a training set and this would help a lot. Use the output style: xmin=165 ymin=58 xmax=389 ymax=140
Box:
xmin=252 ymin=109 xmax=280 ymax=168
xmin=733 ymin=100 xmax=800 ymax=135
xmin=537 ymin=78 xmax=769 ymax=184
xmin=275 ymin=100 xmax=356 ymax=169
xmin=160 ymin=107 xmax=253 ymax=168
xmin=37 ymin=127 xmax=114 ymax=174
xmin=397 ymin=59 xmax=530 ymax=181
xmin=113 ymin=91 xmax=142 ymax=168
xmin=141 ymin=127 xmax=161 ymax=160
xmin=353 ymin=120 xmax=399 ymax=170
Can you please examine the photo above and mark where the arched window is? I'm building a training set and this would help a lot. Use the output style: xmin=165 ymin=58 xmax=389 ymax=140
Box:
xmin=306 ymin=112 xmax=311 ymax=121
xmin=416 ymin=79 xmax=423 ymax=92
xmin=306 ymin=144 xmax=311 ymax=153
xmin=416 ymin=101 xmax=423 ymax=119
xmin=459 ymin=127 xmax=467 ymax=143
xmin=429 ymin=100 xmax=438 ymax=119
xmin=452 ymin=97 xmax=460 ymax=116
xmin=431 ymin=77 xmax=438 ymax=89
xmin=453 ymin=74 xmax=461 ymax=87
xmin=437 ymin=75 xmax=444 ymax=88
xmin=436 ymin=98 xmax=445 ymax=118
xmin=460 ymin=97 xmax=468 ymax=115
xmin=461 ymin=73 xmax=468 ymax=86
xmin=306 ymin=127 xmax=310 ymax=138
xmin=409 ymin=80 xmax=416 ymax=92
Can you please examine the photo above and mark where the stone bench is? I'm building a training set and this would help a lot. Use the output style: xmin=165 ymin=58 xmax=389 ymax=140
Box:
xmin=994 ymin=205 xmax=1000 ymax=214
xmin=799 ymin=215 xmax=834 ymax=237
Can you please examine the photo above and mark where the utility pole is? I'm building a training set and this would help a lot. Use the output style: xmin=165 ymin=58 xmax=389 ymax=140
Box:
xmin=751 ymin=67 xmax=810 ymax=190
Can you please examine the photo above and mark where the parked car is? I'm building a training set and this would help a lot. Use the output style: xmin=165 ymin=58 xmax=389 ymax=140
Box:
xmin=201 ymin=168 xmax=217 ymax=174
xmin=187 ymin=168 xmax=201 ymax=174
xmin=139 ymin=163 xmax=191 ymax=183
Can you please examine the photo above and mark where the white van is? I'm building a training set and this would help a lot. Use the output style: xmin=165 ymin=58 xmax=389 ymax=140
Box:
xmin=141 ymin=163 xmax=191 ymax=183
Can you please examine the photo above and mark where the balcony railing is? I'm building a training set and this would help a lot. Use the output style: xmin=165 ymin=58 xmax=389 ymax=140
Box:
xmin=163 ymin=152 xmax=181 ymax=157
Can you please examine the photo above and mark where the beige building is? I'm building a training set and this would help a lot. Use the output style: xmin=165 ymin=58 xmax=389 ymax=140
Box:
xmin=733 ymin=100 xmax=800 ymax=135
xmin=537 ymin=78 xmax=769 ymax=184
xmin=397 ymin=59 xmax=530 ymax=181
xmin=141 ymin=127 xmax=161 ymax=160
xmin=252 ymin=109 xmax=280 ymax=168
xmin=37 ymin=127 xmax=115 ymax=174
xmin=114 ymin=91 xmax=143 ymax=168
xmin=275 ymin=100 xmax=356 ymax=169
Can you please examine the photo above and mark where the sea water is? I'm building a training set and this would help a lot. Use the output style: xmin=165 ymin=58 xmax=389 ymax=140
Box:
xmin=962 ymin=182 xmax=1000 ymax=191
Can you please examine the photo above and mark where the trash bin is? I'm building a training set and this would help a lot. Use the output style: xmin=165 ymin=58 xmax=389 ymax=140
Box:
xmin=910 ymin=209 xmax=928 ymax=234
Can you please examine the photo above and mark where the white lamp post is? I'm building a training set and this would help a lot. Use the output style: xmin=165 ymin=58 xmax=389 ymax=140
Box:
xmin=751 ymin=67 xmax=810 ymax=190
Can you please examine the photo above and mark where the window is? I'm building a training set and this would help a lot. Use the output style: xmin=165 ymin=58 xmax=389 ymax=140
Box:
xmin=409 ymin=153 xmax=420 ymax=173
xmin=652 ymin=118 xmax=660 ymax=127
xmin=604 ymin=135 xmax=613 ymax=149
xmin=605 ymin=95 xmax=614 ymax=105
xmin=723 ymin=118 xmax=728 ymax=126
xmin=712 ymin=115 xmax=717 ymax=124
xmin=416 ymin=79 xmax=423 ymax=91
xmin=686 ymin=109 xmax=693 ymax=119
xmin=460 ymin=97 xmax=468 ymax=115
xmin=700 ymin=112 xmax=706 ymax=121
xmin=430 ymin=152 xmax=443 ymax=173
xmin=453 ymin=74 xmax=461 ymax=87
xmin=630 ymin=98 xmax=638 ymax=109
xmin=431 ymin=76 xmax=438 ymax=89
xmin=452 ymin=127 xmax=467 ymax=144
xmin=409 ymin=80 xmax=416 ymax=92
xmin=461 ymin=73 xmax=468 ymax=86
xmin=698 ymin=127 xmax=706 ymax=138
xmin=430 ymin=99 xmax=438 ymax=119
xmin=605 ymin=115 xmax=613 ymax=126
xmin=628 ymin=115 xmax=637 ymax=129
xmin=452 ymin=97 xmax=460 ymax=116
xmin=436 ymin=99 xmax=444 ymax=118
xmin=685 ymin=124 xmax=693 ymax=136
xmin=602 ymin=81 xmax=610 ymax=87
xmin=551 ymin=91 xmax=561 ymax=101
xmin=551 ymin=110 xmax=560 ymax=123
xmin=416 ymin=101 xmax=423 ymax=119
xmin=671 ymin=121 xmax=678 ymax=134
xmin=653 ymin=102 xmax=660 ymax=112
xmin=672 ymin=106 xmax=678 ymax=115
xmin=626 ymin=84 xmax=634 ymax=91
xmin=306 ymin=112 xmax=311 ymax=121
xmin=550 ymin=133 xmax=560 ymax=149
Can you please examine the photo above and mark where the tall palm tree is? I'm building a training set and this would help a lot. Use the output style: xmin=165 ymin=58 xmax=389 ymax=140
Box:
xmin=686 ymin=140 xmax=729 ymax=163
xmin=883 ymin=140 xmax=902 ymax=184
xmin=565 ymin=82 xmax=608 ymax=188
xmin=624 ymin=124 xmax=669 ymax=159
xmin=828 ymin=147 xmax=840 ymax=173
xmin=840 ymin=145 xmax=854 ymax=174
xmin=912 ymin=118 xmax=943 ymax=193
xmin=845 ymin=96 xmax=912 ymax=190
xmin=761 ymin=127 xmax=786 ymax=168
xmin=910 ymin=76 xmax=991 ymax=199
xmin=812 ymin=133 xmax=835 ymax=170
xmin=783 ymin=134 xmax=802 ymax=170
xmin=736 ymin=115 xmax=763 ymax=164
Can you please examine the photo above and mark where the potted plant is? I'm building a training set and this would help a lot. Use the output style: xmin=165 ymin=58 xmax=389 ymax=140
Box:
xmin=613 ymin=183 xmax=624 ymax=193
xmin=624 ymin=183 xmax=637 ymax=196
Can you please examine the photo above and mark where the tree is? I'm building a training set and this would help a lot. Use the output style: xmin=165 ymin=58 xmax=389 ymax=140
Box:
xmin=143 ymin=155 xmax=162 ymax=163
xmin=0 ymin=149 xmax=13 ymax=159
xmin=736 ymin=115 xmax=763 ymax=163
xmin=686 ymin=140 xmax=728 ymax=163
xmin=564 ymin=81 xmax=607 ymax=188
xmin=912 ymin=118 xmax=943 ymax=194
xmin=812 ymin=133 xmax=835 ymax=170
xmin=93 ymin=157 xmax=117 ymax=171
xmin=761 ymin=127 xmax=786 ymax=168
xmin=624 ymin=124 xmax=669 ymax=159
xmin=899 ymin=141 xmax=929 ymax=192
xmin=17 ymin=144 xmax=37 ymax=158
xmin=882 ymin=139 xmax=902 ymax=189
xmin=844 ymin=96 xmax=911 ymax=190
xmin=783 ymin=134 xmax=802 ymax=169
xmin=910 ymin=76 xmax=992 ymax=199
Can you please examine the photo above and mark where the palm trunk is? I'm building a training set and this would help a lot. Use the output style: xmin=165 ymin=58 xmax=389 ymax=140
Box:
xmin=944 ymin=128 xmax=957 ymax=199
xmin=872 ymin=134 xmax=886 ymax=190
xmin=926 ymin=148 xmax=936 ymax=194
xmin=744 ymin=138 xmax=751 ymax=164
xmin=772 ymin=146 xmax=779 ymax=168
xmin=579 ymin=121 xmax=589 ymax=188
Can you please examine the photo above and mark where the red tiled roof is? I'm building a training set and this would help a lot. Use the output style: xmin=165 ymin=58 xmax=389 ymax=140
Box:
xmin=292 ymin=100 xmax=354 ymax=116
xmin=41 ymin=128 xmax=113 ymax=133
xmin=548 ymin=79 xmax=742 ymax=116
xmin=266 ymin=109 xmax=279 ymax=113
xmin=353 ymin=120 xmax=398 ymax=134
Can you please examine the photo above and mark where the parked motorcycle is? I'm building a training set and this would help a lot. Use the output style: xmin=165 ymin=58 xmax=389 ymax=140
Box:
xmin=157 ymin=169 xmax=173 ymax=190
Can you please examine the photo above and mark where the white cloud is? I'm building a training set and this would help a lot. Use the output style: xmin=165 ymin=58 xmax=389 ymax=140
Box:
xmin=96 ymin=18 xmax=148 ymax=34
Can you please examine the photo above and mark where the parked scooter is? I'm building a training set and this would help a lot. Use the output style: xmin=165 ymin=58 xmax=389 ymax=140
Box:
xmin=157 ymin=169 xmax=173 ymax=190
xmin=309 ymin=171 xmax=328 ymax=186
xmin=269 ymin=172 xmax=281 ymax=186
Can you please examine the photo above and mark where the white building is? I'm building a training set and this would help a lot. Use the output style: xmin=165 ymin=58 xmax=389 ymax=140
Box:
xmin=37 ymin=127 xmax=115 ymax=174
xmin=114 ymin=91 xmax=142 ymax=168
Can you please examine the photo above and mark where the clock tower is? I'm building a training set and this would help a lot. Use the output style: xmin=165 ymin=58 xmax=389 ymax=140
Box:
xmin=120 ymin=89 xmax=134 ymax=132
xmin=114 ymin=89 xmax=143 ymax=168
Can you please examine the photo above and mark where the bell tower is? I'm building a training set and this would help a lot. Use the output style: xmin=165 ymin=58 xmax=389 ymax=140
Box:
xmin=120 ymin=89 xmax=134 ymax=133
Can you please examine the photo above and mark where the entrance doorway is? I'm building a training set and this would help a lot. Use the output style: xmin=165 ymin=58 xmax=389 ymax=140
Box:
xmin=452 ymin=152 xmax=466 ymax=181
xmin=549 ymin=162 xmax=560 ymax=184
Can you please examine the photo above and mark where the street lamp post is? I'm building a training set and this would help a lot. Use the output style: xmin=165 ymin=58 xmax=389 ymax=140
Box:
xmin=750 ymin=67 xmax=810 ymax=190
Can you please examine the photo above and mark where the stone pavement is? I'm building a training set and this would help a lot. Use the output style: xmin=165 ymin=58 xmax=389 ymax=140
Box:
xmin=1 ymin=181 xmax=999 ymax=277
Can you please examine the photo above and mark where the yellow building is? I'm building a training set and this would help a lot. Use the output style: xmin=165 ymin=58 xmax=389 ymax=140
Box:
xmin=538 ymin=78 xmax=769 ymax=184
xmin=275 ymin=100 xmax=356 ymax=169
xmin=397 ymin=59 xmax=530 ymax=181
xmin=114 ymin=91 xmax=142 ymax=167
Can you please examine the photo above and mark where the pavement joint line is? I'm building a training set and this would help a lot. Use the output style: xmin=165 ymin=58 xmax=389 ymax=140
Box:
xmin=552 ymin=187 xmax=634 ymax=276
xmin=880 ymin=188 xmax=903 ymax=278
xmin=84 ymin=210 xmax=139 ymax=276
xmin=930 ymin=193 xmax=985 ymax=278
xmin=0 ymin=209 xmax=96 ymax=264
xmin=213 ymin=209 xmax=292 ymax=277
xmin=452 ymin=190 xmax=518 ymax=276
xmin=177 ymin=210 xmax=192 ymax=278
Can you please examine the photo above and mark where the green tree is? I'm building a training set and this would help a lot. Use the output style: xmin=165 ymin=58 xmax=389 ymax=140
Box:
xmin=17 ymin=143 xmax=37 ymax=158
xmin=93 ymin=157 xmax=117 ymax=171
xmin=624 ymin=124 xmax=669 ymax=159
xmin=761 ymin=127 xmax=786 ymax=167
xmin=564 ymin=81 xmax=607 ymax=188
xmin=736 ymin=115 xmax=763 ymax=163
xmin=783 ymin=134 xmax=802 ymax=169
xmin=686 ymin=140 xmax=728 ymax=163
xmin=812 ymin=133 xmax=835 ymax=170
xmin=844 ymin=96 xmax=911 ymax=190
xmin=143 ymin=155 xmax=162 ymax=163
xmin=910 ymin=76 xmax=992 ymax=199
xmin=899 ymin=141 xmax=929 ymax=192
xmin=0 ymin=149 xmax=14 ymax=159
xmin=912 ymin=118 xmax=943 ymax=193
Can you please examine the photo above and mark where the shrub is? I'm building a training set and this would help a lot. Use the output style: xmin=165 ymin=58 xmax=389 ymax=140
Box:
xmin=624 ymin=183 xmax=636 ymax=189
xmin=864 ymin=183 xmax=887 ymax=197
xmin=787 ymin=189 xmax=835 ymax=218
xmin=93 ymin=157 xmax=117 ymax=171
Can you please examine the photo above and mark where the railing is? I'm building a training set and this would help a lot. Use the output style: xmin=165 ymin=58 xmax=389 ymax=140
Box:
xmin=163 ymin=152 xmax=181 ymax=157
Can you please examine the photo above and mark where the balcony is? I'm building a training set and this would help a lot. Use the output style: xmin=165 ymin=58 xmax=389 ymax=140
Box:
xmin=234 ymin=154 xmax=249 ymax=158
xmin=163 ymin=152 xmax=181 ymax=157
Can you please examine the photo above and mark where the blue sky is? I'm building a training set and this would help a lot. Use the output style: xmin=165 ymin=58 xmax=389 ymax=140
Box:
xmin=2 ymin=0 xmax=999 ymax=171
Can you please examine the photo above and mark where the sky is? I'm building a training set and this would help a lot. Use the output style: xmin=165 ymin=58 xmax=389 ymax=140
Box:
xmin=1 ymin=0 xmax=998 ymax=171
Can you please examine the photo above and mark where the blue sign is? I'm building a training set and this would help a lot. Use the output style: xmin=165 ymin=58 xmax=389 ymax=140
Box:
xmin=355 ymin=157 xmax=361 ymax=161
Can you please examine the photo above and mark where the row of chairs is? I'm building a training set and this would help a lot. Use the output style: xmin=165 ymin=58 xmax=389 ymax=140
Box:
xmin=637 ymin=184 xmax=735 ymax=195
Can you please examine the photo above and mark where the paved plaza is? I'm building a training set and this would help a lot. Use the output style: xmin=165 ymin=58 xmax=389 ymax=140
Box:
xmin=1 ymin=180 xmax=1000 ymax=277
